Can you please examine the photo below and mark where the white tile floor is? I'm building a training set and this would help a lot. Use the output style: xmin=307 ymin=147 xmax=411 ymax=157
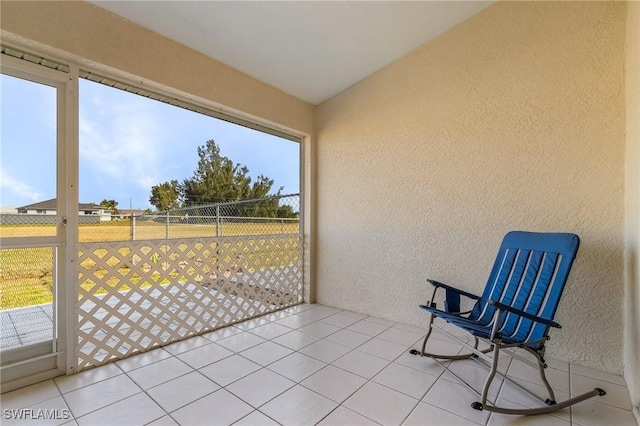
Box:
xmin=1 ymin=303 xmax=637 ymax=426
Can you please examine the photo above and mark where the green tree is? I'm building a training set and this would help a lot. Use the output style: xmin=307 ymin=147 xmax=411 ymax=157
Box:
xmin=151 ymin=139 xmax=295 ymax=217
xmin=149 ymin=179 xmax=180 ymax=211
xmin=180 ymin=140 xmax=281 ymax=205
xmin=277 ymin=204 xmax=298 ymax=218
xmin=99 ymin=199 xmax=119 ymax=217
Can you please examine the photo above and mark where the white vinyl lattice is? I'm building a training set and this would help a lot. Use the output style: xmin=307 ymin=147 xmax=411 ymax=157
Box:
xmin=75 ymin=234 xmax=302 ymax=371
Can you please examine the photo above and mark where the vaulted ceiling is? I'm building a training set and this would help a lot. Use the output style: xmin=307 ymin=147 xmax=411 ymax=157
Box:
xmin=90 ymin=1 xmax=494 ymax=105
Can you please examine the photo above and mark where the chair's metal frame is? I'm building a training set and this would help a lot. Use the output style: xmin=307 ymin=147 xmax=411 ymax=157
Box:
xmin=410 ymin=280 xmax=606 ymax=415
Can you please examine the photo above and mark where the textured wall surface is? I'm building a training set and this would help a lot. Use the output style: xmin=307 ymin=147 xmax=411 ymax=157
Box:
xmin=2 ymin=0 xmax=631 ymax=376
xmin=0 ymin=1 xmax=314 ymax=136
xmin=316 ymin=1 xmax=626 ymax=373
xmin=624 ymin=0 xmax=640 ymax=417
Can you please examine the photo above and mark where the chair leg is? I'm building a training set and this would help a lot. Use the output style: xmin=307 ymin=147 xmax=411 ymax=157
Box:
xmin=410 ymin=320 xmax=488 ymax=360
xmin=471 ymin=338 xmax=501 ymax=410
xmin=409 ymin=316 xmax=471 ymax=359
xmin=409 ymin=315 xmax=434 ymax=357
xmin=533 ymin=351 xmax=557 ymax=405
xmin=471 ymin=344 xmax=607 ymax=415
xmin=479 ymin=388 xmax=606 ymax=415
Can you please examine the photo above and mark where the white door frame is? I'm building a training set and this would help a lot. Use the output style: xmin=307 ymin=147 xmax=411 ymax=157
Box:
xmin=0 ymin=55 xmax=78 ymax=391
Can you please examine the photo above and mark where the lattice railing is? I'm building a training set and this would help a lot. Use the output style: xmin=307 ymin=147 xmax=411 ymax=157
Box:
xmin=75 ymin=234 xmax=302 ymax=371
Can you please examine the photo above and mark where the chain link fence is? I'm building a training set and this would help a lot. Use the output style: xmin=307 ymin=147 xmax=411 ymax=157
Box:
xmin=0 ymin=214 xmax=100 ymax=226
xmin=0 ymin=214 xmax=98 ymax=239
xmin=130 ymin=193 xmax=300 ymax=241
xmin=0 ymin=245 xmax=56 ymax=363
xmin=0 ymin=194 xmax=300 ymax=242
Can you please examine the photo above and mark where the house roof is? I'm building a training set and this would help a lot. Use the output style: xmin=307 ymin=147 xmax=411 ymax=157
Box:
xmin=17 ymin=199 xmax=103 ymax=211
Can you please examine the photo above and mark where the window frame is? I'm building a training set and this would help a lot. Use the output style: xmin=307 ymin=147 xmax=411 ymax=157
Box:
xmin=1 ymin=42 xmax=310 ymax=388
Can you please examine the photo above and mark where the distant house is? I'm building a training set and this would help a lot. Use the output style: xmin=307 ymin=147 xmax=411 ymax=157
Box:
xmin=114 ymin=209 xmax=147 ymax=219
xmin=16 ymin=199 xmax=112 ymax=222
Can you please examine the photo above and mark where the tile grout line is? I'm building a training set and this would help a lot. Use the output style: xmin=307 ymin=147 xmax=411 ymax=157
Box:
xmin=5 ymin=304 xmax=631 ymax=426
xmin=227 ymin=308 xmax=406 ymax=425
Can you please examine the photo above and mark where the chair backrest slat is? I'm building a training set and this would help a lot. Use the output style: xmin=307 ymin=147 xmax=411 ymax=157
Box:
xmin=469 ymin=232 xmax=580 ymax=343
xmin=512 ymin=251 xmax=544 ymax=311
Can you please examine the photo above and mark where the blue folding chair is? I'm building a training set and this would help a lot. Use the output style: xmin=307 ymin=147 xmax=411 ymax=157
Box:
xmin=410 ymin=231 xmax=606 ymax=415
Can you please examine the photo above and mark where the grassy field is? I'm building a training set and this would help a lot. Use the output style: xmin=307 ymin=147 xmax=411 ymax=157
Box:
xmin=0 ymin=220 xmax=299 ymax=241
xmin=0 ymin=246 xmax=54 ymax=309
xmin=1 ymin=222 xmax=300 ymax=310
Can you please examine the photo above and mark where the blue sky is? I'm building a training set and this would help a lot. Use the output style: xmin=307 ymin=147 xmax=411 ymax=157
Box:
xmin=1 ymin=75 xmax=300 ymax=210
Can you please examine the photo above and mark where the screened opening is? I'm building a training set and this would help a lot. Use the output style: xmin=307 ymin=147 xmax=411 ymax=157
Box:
xmin=78 ymin=76 xmax=301 ymax=243
xmin=0 ymin=73 xmax=57 ymax=237
xmin=1 ymin=56 xmax=65 ymax=377
xmin=1 ymin=46 xmax=306 ymax=378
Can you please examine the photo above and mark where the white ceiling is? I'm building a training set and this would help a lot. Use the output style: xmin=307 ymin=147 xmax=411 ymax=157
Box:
xmin=90 ymin=1 xmax=494 ymax=105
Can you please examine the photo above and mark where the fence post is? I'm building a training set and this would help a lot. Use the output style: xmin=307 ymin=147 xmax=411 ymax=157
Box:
xmin=216 ymin=206 xmax=220 ymax=237
xmin=166 ymin=210 xmax=169 ymax=239
xmin=131 ymin=214 xmax=136 ymax=241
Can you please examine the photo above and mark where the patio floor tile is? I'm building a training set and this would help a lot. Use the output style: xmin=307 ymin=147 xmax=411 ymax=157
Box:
xmin=317 ymin=406 xmax=379 ymax=426
xmin=126 ymin=357 xmax=192 ymax=390
xmin=343 ymin=381 xmax=418 ymax=425
xmin=331 ymin=350 xmax=389 ymax=379
xmin=404 ymin=401 xmax=480 ymax=426
xmin=171 ymin=389 xmax=253 ymax=425
xmin=260 ymin=385 xmax=338 ymax=425
xmin=75 ymin=392 xmax=164 ymax=426
xmin=298 ymin=339 xmax=351 ymax=363
xmin=301 ymin=365 xmax=366 ymax=403
xmin=146 ymin=371 xmax=219 ymax=413
xmin=272 ymin=329 xmax=320 ymax=350
xmin=267 ymin=352 xmax=326 ymax=382
xmin=226 ymin=368 xmax=295 ymax=408
xmin=63 ymin=375 xmax=140 ymax=418
xmin=238 ymin=341 xmax=293 ymax=367
xmin=1 ymin=304 xmax=633 ymax=426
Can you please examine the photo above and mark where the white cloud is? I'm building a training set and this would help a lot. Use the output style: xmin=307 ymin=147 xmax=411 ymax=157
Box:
xmin=76 ymin=79 xmax=299 ymax=207
xmin=79 ymin=95 xmax=164 ymax=192
xmin=0 ymin=170 xmax=44 ymax=205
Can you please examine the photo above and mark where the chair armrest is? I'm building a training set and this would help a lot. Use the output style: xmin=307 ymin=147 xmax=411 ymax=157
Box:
xmin=428 ymin=280 xmax=480 ymax=300
xmin=488 ymin=300 xmax=561 ymax=329
xmin=428 ymin=280 xmax=481 ymax=314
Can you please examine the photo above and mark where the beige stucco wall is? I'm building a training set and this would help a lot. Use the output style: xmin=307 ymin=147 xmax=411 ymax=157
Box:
xmin=0 ymin=1 xmax=313 ymax=136
xmin=624 ymin=0 xmax=640 ymax=417
xmin=316 ymin=1 xmax=627 ymax=373
xmin=2 ymin=0 xmax=632 ymax=379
